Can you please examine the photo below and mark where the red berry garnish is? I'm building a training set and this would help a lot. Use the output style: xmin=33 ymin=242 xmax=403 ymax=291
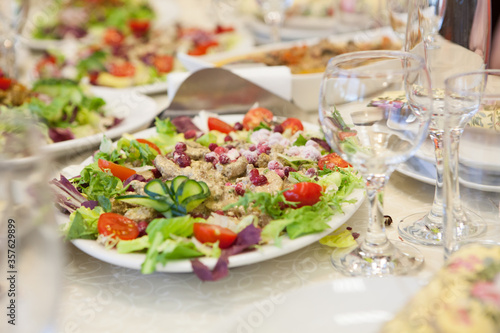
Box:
xmin=175 ymin=142 xmax=187 ymax=153
xmin=208 ymin=143 xmax=218 ymax=151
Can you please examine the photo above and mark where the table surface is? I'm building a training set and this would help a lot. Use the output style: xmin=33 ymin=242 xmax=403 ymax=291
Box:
xmin=11 ymin=1 xmax=500 ymax=332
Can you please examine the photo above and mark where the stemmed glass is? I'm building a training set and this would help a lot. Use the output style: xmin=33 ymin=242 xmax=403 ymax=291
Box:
xmin=398 ymin=0 xmax=490 ymax=245
xmin=387 ymin=0 xmax=446 ymax=45
xmin=443 ymin=70 xmax=500 ymax=258
xmin=0 ymin=113 xmax=62 ymax=332
xmin=319 ymin=50 xmax=432 ymax=276
xmin=255 ymin=0 xmax=293 ymax=43
xmin=0 ymin=0 xmax=29 ymax=78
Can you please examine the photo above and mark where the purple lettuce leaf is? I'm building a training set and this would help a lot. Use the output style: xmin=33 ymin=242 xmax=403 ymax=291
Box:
xmin=171 ymin=116 xmax=200 ymax=133
xmin=311 ymin=137 xmax=331 ymax=153
xmin=123 ymin=174 xmax=147 ymax=191
xmin=191 ymin=224 xmax=262 ymax=281
xmin=82 ymin=200 xmax=99 ymax=209
xmin=49 ymin=174 xmax=86 ymax=213
xmin=49 ymin=128 xmax=75 ymax=143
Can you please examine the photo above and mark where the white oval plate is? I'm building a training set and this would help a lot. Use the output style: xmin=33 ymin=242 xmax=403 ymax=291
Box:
xmin=42 ymin=89 xmax=157 ymax=157
xmin=55 ymin=115 xmax=365 ymax=273
xmin=214 ymin=277 xmax=423 ymax=333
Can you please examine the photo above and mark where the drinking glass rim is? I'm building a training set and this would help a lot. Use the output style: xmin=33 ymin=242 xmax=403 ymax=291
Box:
xmin=444 ymin=69 xmax=500 ymax=98
xmin=325 ymin=50 xmax=427 ymax=77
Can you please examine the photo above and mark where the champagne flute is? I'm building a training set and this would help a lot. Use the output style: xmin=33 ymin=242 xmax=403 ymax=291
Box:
xmin=0 ymin=112 xmax=62 ymax=332
xmin=387 ymin=0 xmax=446 ymax=46
xmin=0 ymin=0 xmax=29 ymax=78
xmin=398 ymin=0 xmax=490 ymax=245
xmin=319 ymin=50 xmax=432 ymax=276
xmin=255 ymin=0 xmax=293 ymax=43
xmin=443 ymin=70 xmax=500 ymax=258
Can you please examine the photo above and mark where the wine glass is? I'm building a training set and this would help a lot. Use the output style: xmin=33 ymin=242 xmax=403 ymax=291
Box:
xmin=255 ymin=0 xmax=293 ymax=43
xmin=0 ymin=0 xmax=29 ymax=78
xmin=319 ymin=50 xmax=432 ymax=276
xmin=387 ymin=0 xmax=446 ymax=46
xmin=398 ymin=0 xmax=490 ymax=245
xmin=442 ymin=70 xmax=500 ymax=258
xmin=0 ymin=112 xmax=62 ymax=332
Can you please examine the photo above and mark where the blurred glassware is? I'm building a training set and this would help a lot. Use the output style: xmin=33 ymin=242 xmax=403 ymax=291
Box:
xmin=0 ymin=0 xmax=29 ymax=78
xmin=398 ymin=0 xmax=490 ymax=246
xmin=443 ymin=70 xmax=500 ymax=258
xmin=255 ymin=0 xmax=294 ymax=43
xmin=0 ymin=112 xmax=62 ymax=333
xmin=338 ymin=0 xmax=383 ymax=31
xmin=319 ymin=50 xmax=432 ymax=276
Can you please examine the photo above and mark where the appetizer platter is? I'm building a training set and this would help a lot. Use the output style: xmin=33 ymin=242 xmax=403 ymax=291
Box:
xmin=0 ymin=74 xmax=157 ymax=157
xmin=52 ymin=110 xmax=365 ymax=280
xmin=179 ymin=27 xmax=400 ymax=110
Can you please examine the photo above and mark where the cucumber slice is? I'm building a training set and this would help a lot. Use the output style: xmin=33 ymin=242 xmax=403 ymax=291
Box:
xmin=171 ymin=176 xmax=188 ymax=192
xmin=199 ymin=181 xmax=209 ymax=195
xmin=116 ymin=195 xmax=171 ymax=212
xmin=144 ymin=179 xmax=169 ymax=198
xmin=177 ymin=179 xmax=203 ymax=203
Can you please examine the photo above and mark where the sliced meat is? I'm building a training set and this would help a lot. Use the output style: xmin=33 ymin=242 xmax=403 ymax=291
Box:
xmin=217 ymin=156 xmax=248 ymax=179
xmin=124 ymin=206 xmax=158 ymax=222
xmin=184 ymin=141 xmax=210 ymax=160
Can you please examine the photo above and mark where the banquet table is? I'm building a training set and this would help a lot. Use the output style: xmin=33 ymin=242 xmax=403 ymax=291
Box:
xmin=48 ymin=97 xmax=500 ymax=332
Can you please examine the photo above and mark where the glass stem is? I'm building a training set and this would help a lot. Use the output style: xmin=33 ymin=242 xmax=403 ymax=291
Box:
xmin=443 ymin=128 xmax=463 ymax=259
xmin=362 ymin=174 xmax=390 ymax=253
xmin=427 ymin=131 xmax=445 ymax=224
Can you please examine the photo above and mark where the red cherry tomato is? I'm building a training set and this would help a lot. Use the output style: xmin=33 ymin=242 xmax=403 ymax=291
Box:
xmin=187 ymin=40 xmax=219 ymax=56
xmin=242 ymin=107 xmax=274 ymax=130
xmin=98 ymin=159 xmax=136 ymax=181
xmin=103 ymin=28 xmax=125 ymax=46
xmin=0 ymin=77 xmax=12 ymax=90
xmin=281 ymin=117 xmax=304 ymax=134
xmin=35 ymin=54 xmax=57 ymax=74
xmin=283 ymin=182 xmax=323 ymax=208
xmin=208 ymin=117 xmax=234 ymax=134
xmin=193 ymin=223 xmax=237 ymax=249
xmin=98 ymin=213 xmax=139 ymax=240
xmin=109 ymin=62 xmax=136 ymax=77
xmin=128 ymin=19 xmax=150 ymax=37
xmin=338 ymin=131 xmax=357 ymax=141
xmin=318 ymin=153 xmax=352 ymax=170
xmin=152 ymin=55 xmax=174 ymax=73
xmin=136 ymin=138 xmax=161 ymax=155
xmin=214 ymin=25 xmax=235 ymax=34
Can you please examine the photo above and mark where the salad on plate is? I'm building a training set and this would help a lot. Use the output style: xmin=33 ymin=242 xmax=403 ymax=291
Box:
xmin=0 ymin=74 xmax=121 ymax=145
xmin=52 ymin=108 xmax=363 ymax=280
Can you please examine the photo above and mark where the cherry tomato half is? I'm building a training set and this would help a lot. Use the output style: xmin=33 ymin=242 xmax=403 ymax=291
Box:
xmin=208 ymin=117 xmax=234 ymax=134
xmin=128 ymin=19 xmax=150 ymax=37
xmin=136 ymin=138 xmax=161 ymax=155
xmin=152 ymin=55 xmax=174 ymax=73
xmin=318 ymin=153 xmax=352 ymax=170
xmin=98 ymin=159 xmax=136 ymax=181
xmin=0 ymin=77 xmax=12 ymax=90
xmin=193 ymin=223 xmax=237 ymax=249
xmin=187 ymin=40 xmax=219 ymax=56
xmin=281 ymin=117 xmax=304 ymax=134
xmin=109 ymin=62 xmax=136 ymax=77
xmin=103 ymin=28 xmax=125 ymax=46
xmin=98 ymin=213 xmax=139 ymax=240
xmin=283 ymin=182 xmax=323 ymax=208
xmin=242 ymin=107 xmax=274 ymax=130
xmin=338 ymin=131 xmax=357 ymax=141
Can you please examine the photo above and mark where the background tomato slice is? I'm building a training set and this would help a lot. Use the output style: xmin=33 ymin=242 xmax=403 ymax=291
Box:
xmin=109 ymin=62 xmax=136 ymax=77
xmin=208 ymin=117 xmax=234 ymax=134
xmin=283 ymin=182 xmax=323 ymax=208
xmin=0 ymin=77 xmax=12 ymax=90
xmin=318 ymin=153 xmax=352 ymax=169
xmin=152 ymin=55 xmax=174 ymax=73
xmin=242 ymin=107 xmax=274 ymax=130
xmin=98 ymin=213 xmax=139 ymax=240
xmin=128 ymin=19 xmax=150 ymax=37
xmin=281 ymin=118 xmax=304 ymax=134
xmin=98 ymin=159 xmax=136 ymax=181
xmin=136 ymin=138 xmax=161 ymax=154
xmin=193 ymin=223 xmax=237 ymax=249
xmin=103 ymin=28 xmax=125 ymax=46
